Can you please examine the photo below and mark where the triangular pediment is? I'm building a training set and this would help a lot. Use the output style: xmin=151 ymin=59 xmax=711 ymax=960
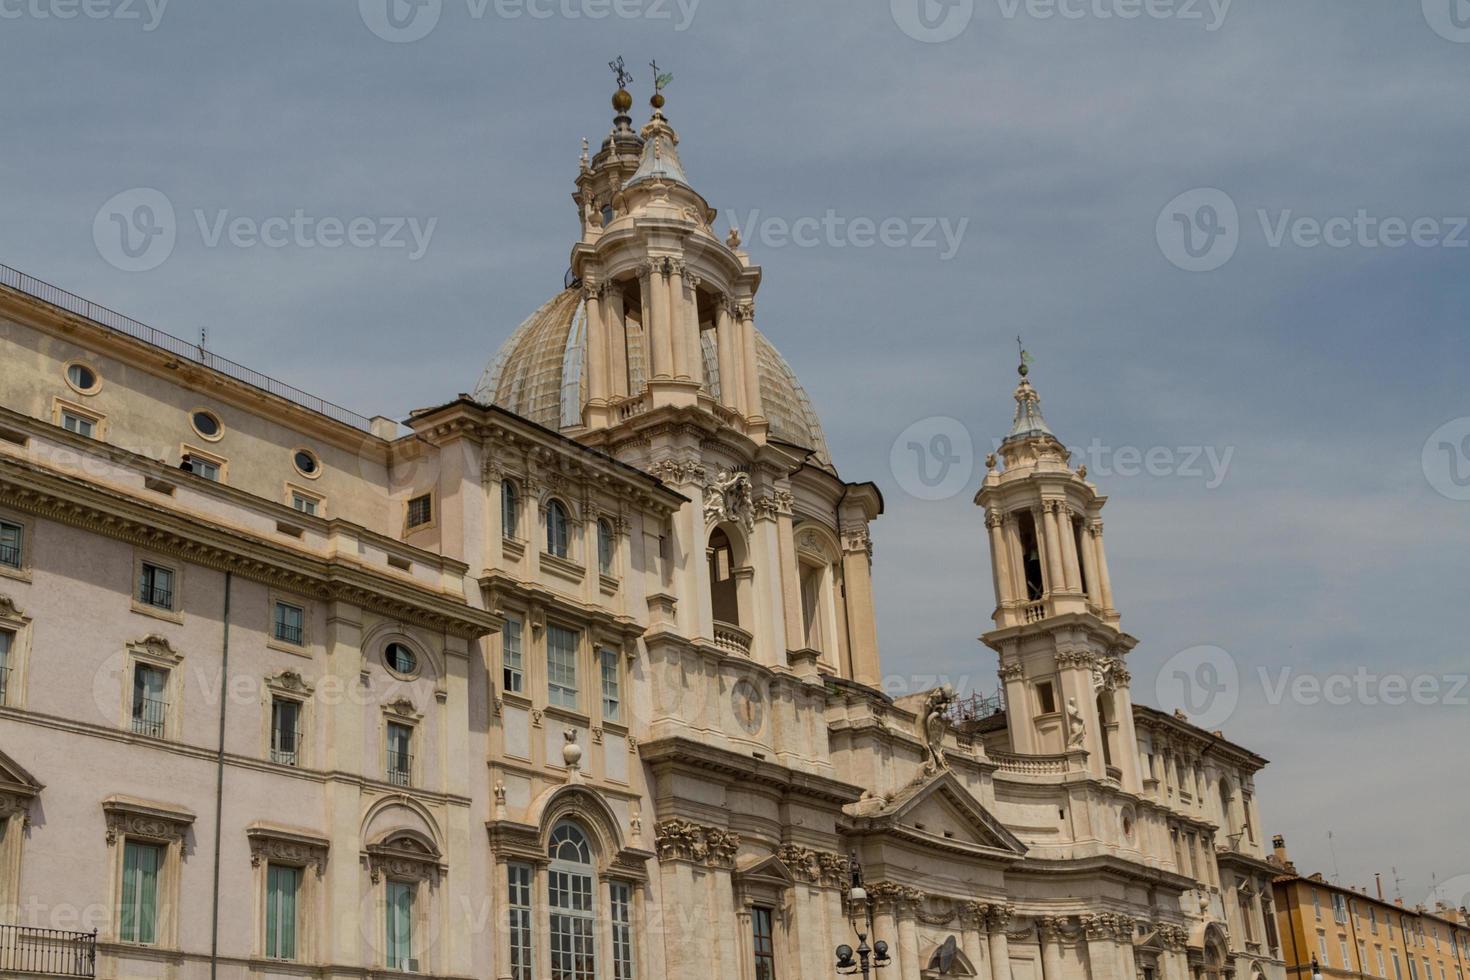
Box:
xmin=735 ymin=853 xmax=794 ymax=886
xmin=0 ymin=747 xmax=42 ymax=800
xmin=849 ymin=770 xmax=1026 ymax=857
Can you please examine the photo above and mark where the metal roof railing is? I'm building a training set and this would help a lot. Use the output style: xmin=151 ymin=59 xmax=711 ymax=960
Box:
xmin=0 ymin=263 xmax=376 ymax=432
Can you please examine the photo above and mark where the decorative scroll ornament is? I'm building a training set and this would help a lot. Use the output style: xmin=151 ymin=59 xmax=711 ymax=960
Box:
xmin=703 ymin=470 xmax=754 ymax=533
xmin=649 ymin=458 xmax=706 ymax=487
xmin=653 ymin=819 xmax=740 ymax=868
xmin=366 ymin=834 xmax=443 ymax=885
xmin=919 ymin=684 xmax=957 ymax=774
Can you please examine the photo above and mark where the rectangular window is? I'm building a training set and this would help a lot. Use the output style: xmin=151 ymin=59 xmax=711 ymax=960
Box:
xmin=120 ymin=840 xmax=163 ymax=944
xmin=0 ymin=629 xmax=11 ymax=706
xmin=406 ymin=495 xmax=432 ymax=529
xmin=131 ymin=664 xmax=168 ymax=738
xmin=1373 ymin=909 xmax=1380 ymax=934
xmin=291 ymin=493 xmax=318 ymax=516
xmin=1036 ymin=680 xmax=1057 ymax=714
xmin=271 ymin=698 xmax=302 ymax=766
xmin=265 ymin=863 xmax=301 ymax=960
xmin=1315 ymin=891 xmax=1323 ymax=919
xmin=182 ymin=454 xmax=220 ymax=481
xmin=273 ymin=601 xmax=305 ymax=645
xmin=385 ymin=879 xmax=414 ymax=970
xmin=502 ymin=617 xmax=524 ymax=695
xmin=600 ymin=649 xmax=620 ymax=722
xmin=1240 ymin=893 xmax=1257 ymax=942
xmin=501 ymin=482 xmax=520 ymax=540
xmin=0 ymin=520 xmax=21 ymax=569
xmin=62 ymin=410 xmax=95 ymax=438
xmin=1342 ymin=940 xmax=1352 ymax=969
xmin=1319 ymin=933 xmax=1331 ymax=965
xmin=549 ymin=866 xmax=595 ymax=980
xmin=547 ymin=626 xmax=579 ymax=710
xmin=508 ymin=863 xmax=534 ymax=980
xmin=386 ymin=723 xmax=413 ymax=787
xmin=1378 ymin=947 xmax=1387 ymax=976
xmin=610 ymin=881 xmax=634 ymax=980
xmin=1394 ymin=949 xmax=1404 ymax=980
xmin=1336 ymin=894 xmax=1350 ymax=923
xmin=137 ymin=563 xmax=174 ymax=610
xmin=752 ymin=905 xmax=776 ymax=980
xmin=1360 ymin=942 xmax=1369 ymax=973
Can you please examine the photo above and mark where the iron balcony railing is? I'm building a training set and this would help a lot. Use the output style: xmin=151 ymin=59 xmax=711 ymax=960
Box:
xmin=0 ymin=262 xmax=375 ymax=433
xmin=273 ymin=621 xmax=304 ymax=645
xmin=137 ymin=585 xmax=172 ymax=609
xmin=0 ymin=925 xmax=97 ymax=977
xmin=271 ymin=729 xmax=303 ymax=766
xmin=131 ymin=697 xmax=167 ymax=738
xmin=386 ymin=752 xmax=413 ymax=787
xmin=0 ymin=543 xmax=19 ymax=568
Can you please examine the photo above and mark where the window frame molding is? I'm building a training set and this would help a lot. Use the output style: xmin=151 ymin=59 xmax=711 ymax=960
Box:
xmin=0 ymin=595 xmax=33 ymax=710
xmin=62 ymin=359 xmax=103 ymax=396
xmin=52 ymin=396 xmax=106 ymax=440
xmin=285 ymin=483 xmax=325 ymax=518
xmin=246 ymin=823 xmax=328 ymax=963
xmin=263 ymin=670 xmax=314 ymax=769
xmin=0 ymin=512 xmax=34 ymax=583
xmin=404 ymin=492 xmax=437 ymax=534
xmin=123 ymin=634 xmax=185 ymax=741
xmin=179 ymin=442 xmax=229 ymax=483
xmin=268 ymin=591 xmax=311 ymax=655
xmin=131 ymin=552 xmax=184 ymax=624
xmin=382 ymin=705 xmax=422 ymax=789
xmin=188 ymin=407 xmax=224 ymax=442
xmin=366 ymin=832 xmax=444 ymax=974
xmin=102 ymin=795 xmax=194 ymax=949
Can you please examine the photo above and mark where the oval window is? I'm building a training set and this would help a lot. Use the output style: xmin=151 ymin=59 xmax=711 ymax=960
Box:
xmin=65 ymin=362 xmax=99 ymax=393
xmin=191 ymin=410 xmax=222 ymax=439
xmin=385 ymin=642 xmax=418 ymax=676
xmin=293 ymin=449 xmax=320 ymax=477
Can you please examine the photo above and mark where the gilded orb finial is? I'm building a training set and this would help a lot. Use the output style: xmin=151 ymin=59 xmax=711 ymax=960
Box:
xmin=609 ymin=56 xmax=634 ymax=112
xmin=650 ymin=60 xmax=672 ymax=109
xmin=1016 ymin=335 xmax=1034 ymax=378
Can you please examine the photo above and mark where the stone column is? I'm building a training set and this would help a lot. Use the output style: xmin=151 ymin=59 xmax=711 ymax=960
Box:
xmin=1058 ymin=508 xmax=1081 ymax=593
xmin=668 ymin=260 xmax=690 ymax=380
xmin=1041 ymin=502 xmax=1066 ymax=596
xmin=737 ymin=301 xmax=764 ymax=419
xmin=1003 ymin=514 xmax=1027 ymax=604
xmin=897 ymin=897 xmax=921 ymax=980
xmin=644 ymin=261 xmax=672 ymax=380
xmin=1079 ymin=514 xmax=1100 ymax=606
xmin=715 ymin=300 xmax=741 ymax=411
xmin=774 ymin=497 xmax=804 ymax=655
xmin=1116 ymin=918 xmax=1139 ymax=980
xmin=987 ymin=510 xmax=1014 ymax=608
xmin=840 ymin=523 xmax=881 ymax=687
xmin=606 ymin=282 xmax=628 ymax=398
xmin=963 ymin=904 xmax=993 ymax=980
xmin=1083 ymin=915 xmax=1121 ymax=980
xmin=999 ymin=664 xmax=1032 ymax=753
xmin=584 ymin=283 xmax=607 ymax=410
xmin=1090 ymin=520 xmax=1115 ymax=613
xmin=987 ymin=905 xmax=1016 ymax=980
xmin=1039 ymin=916 xmax=1067 ymax=980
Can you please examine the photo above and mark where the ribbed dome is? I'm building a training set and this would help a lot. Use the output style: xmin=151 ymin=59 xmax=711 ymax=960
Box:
xmin=473 ymin=288 xmax=832 ymax=467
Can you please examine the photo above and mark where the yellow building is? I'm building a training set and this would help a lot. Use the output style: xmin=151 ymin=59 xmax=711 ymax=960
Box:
xmin=1271 ymin=837 xmax=1470 ymax=980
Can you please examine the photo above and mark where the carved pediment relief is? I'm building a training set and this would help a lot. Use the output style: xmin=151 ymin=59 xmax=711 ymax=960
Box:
xmin=247 ymin=825 xmax=330 ymax=876
xmin=102 ymin=795 xmax=195 ymax=845
xmin=130 ymin=634 xmax=184 ymax=665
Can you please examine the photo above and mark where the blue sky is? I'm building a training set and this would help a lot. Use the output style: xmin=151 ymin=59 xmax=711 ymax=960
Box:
xmin=2 ymin=0 xmax=1467 ymax=908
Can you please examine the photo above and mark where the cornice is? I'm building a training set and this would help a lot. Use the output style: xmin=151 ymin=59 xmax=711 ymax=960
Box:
xmin=0 ymin=456 xmax=499 ymax=639
xmin=639 ymin=736 xmax=863 ymax=806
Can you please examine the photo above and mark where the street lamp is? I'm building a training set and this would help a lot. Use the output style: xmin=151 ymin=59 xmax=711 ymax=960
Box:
xmin=836 ymin=853 xmax=891 ymax=978
xmin=1311 ymin=954 xmax=1324 ymax=980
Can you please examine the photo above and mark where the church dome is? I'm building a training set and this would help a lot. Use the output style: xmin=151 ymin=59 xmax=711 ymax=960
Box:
xmin=473 ymin=287 xmax=833 ymax=467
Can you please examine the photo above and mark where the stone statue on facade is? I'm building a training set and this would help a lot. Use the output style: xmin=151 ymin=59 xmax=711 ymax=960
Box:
xmin=918 ymin=684 xmax=956 ymax=774
xmin=1067 ymin=697 xmax=1086 ymax=748
xmin=704 ymin=469 xmax=754 ymax=533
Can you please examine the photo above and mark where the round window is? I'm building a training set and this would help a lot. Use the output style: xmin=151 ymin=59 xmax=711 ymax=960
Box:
xmin=293 ymin=449 xmax=320 ymax=477
xmin=191 ymin=410 xmax=222 ymax=439
xmin=65 ymin=362 xmax=99 ymax=393
xmin=385 ymin=642 xmax=418 ymax=676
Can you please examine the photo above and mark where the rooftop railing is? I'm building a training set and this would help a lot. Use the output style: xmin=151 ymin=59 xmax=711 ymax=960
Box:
xmin=0 ymin=263 xmax=375 ymax=433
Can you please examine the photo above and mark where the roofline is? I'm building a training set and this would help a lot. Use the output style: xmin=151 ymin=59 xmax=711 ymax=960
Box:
xmin=1132 ymin=703 xmax=1270 ymax=767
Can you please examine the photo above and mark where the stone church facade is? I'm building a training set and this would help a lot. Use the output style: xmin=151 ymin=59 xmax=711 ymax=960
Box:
xmin=0 ymin=83 xmax=1286 ymax=980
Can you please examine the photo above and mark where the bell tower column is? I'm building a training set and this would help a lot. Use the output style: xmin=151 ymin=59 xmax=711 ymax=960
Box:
xmin=715 ymin=300 xmax=741 ymax=412
xmin=583 ymin=281 xmax=609 ymax=427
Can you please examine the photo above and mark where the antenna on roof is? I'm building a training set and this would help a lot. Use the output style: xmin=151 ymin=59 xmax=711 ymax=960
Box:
xmin=1327 ymin=831 xmax=1342 ymax=885
xmin=1393 ymin=866 xmax=1405 ymax=901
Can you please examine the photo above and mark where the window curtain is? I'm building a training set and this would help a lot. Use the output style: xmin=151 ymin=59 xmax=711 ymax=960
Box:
xmin=386 ymin=880 xmax=413 ymax=967
xmin=121 ymin=841 xmax=161 ymax=943
xmin=266 ymin=864 xmax=299 ymax=958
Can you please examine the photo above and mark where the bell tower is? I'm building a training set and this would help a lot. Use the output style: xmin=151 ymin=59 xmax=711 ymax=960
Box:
xmin=975 ymin=353 xmax=1141 ymax=788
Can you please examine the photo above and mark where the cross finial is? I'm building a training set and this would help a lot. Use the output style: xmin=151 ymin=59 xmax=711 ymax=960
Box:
xmin=609 ymin=56 xmax=632 ymax=90
xmin=1016 ymin=336 xmax=1034 ymax=378
xmin=651 ymin=60 xmax=672 ymax=94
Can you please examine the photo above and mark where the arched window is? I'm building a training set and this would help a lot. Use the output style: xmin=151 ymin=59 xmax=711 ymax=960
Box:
xmin=1219 ymin=778 xmax=1236 ymax=836
xmin=502 ymin=481 xmax=520 ymax=541
xmin=546 ymin=500 xmax=570 ymax=559
xmin=547 ymin=822 xmax=595 ymax=980
xmin=597 ymin=519 xmax=615 ymax=576
xmin=708 ymin=528 xmax=738 ymax=626
xmin=1095 ymin=691 xmax=1115 ymax=767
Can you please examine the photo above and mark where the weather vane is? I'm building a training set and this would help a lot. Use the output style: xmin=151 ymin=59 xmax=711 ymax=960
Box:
xmin=651 ymin=60 xmax=673 ymax=94
xmin=609 ymin=56 xmax=632 ymax=91
xmin=1017 ymin=335 xmax=1034 ymax=377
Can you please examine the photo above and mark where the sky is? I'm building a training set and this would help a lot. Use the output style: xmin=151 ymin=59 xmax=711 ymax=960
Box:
xmin=1 ymin=0 xmax=1467 ymax=910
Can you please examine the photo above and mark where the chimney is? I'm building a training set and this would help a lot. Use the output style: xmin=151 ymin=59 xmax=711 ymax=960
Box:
xmin=1376 ymin=874 xmax=1384 ymax=901
xmin=1273 ymin=834 xmax=1289 ymax=865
